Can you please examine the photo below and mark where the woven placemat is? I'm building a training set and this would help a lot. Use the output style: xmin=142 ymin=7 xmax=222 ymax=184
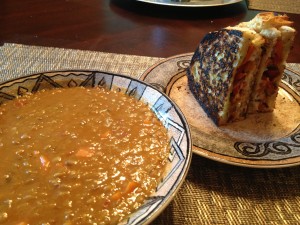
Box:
xmin=1 ymin=43 xmax=300 ymax=225
xmin=152 ymin=155 xmax=300 ymax=225
xmin=247 ymin=0 xmax=300 ymax=14
xmin=0 ymin=43 xmax=163 ymax=82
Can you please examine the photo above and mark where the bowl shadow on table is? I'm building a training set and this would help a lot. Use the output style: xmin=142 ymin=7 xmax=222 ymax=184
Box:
xmin=150 ymin=154 xmax=300 ymax=224
xmin=110 ymin=0 xmax=249 ymax=21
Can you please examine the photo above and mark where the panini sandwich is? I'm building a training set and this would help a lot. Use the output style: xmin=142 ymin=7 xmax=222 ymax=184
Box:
xmin=187 ymin=12 xmax=295 ymax=125
xmin=187 ymin=27 xmax=265 ymax=125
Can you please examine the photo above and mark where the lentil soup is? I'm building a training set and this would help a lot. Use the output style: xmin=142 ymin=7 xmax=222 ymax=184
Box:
xmin=0 ymin=87 xmax=170 ymax=225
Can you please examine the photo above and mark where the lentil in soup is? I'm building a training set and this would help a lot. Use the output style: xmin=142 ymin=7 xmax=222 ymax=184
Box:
xmin=0 ymin=87 xmax=170 ymax=225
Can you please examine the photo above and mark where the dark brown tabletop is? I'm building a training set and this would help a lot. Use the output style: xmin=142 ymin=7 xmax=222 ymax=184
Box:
xmin=0 ymin=0 xmax=299 ymax=62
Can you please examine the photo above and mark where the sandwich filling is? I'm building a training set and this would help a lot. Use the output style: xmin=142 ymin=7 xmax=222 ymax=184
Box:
xmin=254 ymin=38 xmax=283 ymax=111
xmin=239 ymin=13 xmax=296 ymax=113
xmin=228 ymin=43 xmax=261 ymax=122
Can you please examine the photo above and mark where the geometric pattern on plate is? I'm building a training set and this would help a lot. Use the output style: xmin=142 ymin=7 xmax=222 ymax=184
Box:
xmin=141 ymin=53 xmax=300 ymax=168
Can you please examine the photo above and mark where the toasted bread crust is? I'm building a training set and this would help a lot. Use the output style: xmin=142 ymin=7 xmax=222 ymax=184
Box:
xmin=239 ymin=12 xmax=293 ymax=31
xmin=256 ymin=12 xmax=293 ymax=27
xmin=187 ymin=29 xmax=244 ymax=125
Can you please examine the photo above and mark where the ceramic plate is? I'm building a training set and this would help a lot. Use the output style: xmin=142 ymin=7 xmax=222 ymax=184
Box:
xmin=0 ymin=70 xmax=192 ymax=225
xmin=140 ymin=53 xmax=300 ymax=168
xmin=136 ymin=0 xmax=242 ymax=7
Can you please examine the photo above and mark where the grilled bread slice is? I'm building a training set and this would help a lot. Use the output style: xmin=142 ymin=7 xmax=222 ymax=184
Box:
xmin=239 ymin=12 xmax=296 ymax=112
xmin=187 ymin=28 xmax=265 ymax=125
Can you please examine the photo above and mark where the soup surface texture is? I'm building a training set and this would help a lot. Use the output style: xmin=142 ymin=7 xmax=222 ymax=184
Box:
xmin=0 ymin=87 xmax=169 ymax=225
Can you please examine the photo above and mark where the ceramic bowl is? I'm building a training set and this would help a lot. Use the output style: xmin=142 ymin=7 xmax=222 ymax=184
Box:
xmin=0 ymin=70 xmax=192 ymax=225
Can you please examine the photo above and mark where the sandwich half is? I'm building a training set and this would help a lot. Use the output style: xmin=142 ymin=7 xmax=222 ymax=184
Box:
xmin=187 ymin=27 xmax=265 ymax=125
xmin=238 ymin=12 xmax=296 ymax=112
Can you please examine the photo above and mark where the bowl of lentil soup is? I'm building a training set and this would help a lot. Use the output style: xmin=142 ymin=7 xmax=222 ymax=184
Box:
xmin=0 ymin=71 xmax=192 ymax=225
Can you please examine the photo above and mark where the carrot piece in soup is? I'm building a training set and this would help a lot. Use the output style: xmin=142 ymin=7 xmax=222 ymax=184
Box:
xmin=124 ymin=181 xmax=139 ymax=194
xmin=75 ymin=148 xmax=94 ymax=157
xmin=143 ymin=119 xmax=153 ymax=126
xmin=100 ymin=130 xmax=111 ymax=138
xmin=111 ymin=191 xmax=123 ymax=201
xmin=13 ymin=98 xmax=28 ymax=108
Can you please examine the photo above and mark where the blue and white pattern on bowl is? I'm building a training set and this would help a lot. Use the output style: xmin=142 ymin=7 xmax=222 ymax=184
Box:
xmin=0 ymin=70 xmax=192 ymax=225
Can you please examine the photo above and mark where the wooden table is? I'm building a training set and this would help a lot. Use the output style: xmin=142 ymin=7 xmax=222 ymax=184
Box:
xmin=0 ymin=0 xmax=299 ymax=62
